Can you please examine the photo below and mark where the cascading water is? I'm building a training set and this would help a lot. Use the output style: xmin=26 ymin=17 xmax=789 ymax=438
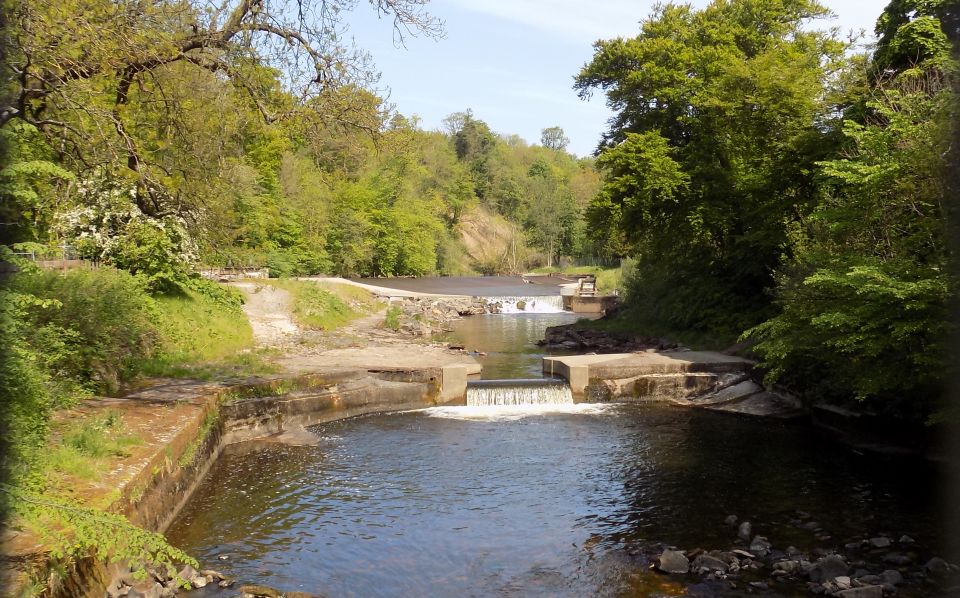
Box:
xmin=466 ymin=378 xmax=574 ymax=406
xmin=488 ymin=295 xmax=565 ymax=314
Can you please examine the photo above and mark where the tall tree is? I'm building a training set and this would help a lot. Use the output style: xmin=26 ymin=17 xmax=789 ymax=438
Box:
xmin=540 ymin=126 xmax=569 ymax=151
xmin=575 ymin=0 xmax=846 ymax=336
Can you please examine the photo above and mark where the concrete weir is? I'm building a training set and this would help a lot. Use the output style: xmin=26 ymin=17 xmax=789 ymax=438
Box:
xmin=543 ymin=351 xmax=804 ymax=418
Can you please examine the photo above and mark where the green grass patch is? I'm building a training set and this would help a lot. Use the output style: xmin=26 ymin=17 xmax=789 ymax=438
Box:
xmin=267 ymin=279 xmax=382 ymax=330
xmin=46 ymin=411 xmax=143 ymax=481
xmin=384 ymin=304 xmax=402 ymax=331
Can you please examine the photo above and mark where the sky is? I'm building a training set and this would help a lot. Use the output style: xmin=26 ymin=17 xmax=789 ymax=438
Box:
xmin=348 ymin=0 xmax=886 ymax=157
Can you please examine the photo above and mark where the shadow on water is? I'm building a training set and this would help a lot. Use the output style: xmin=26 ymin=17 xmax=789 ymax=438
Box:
xmin=167 ymin=404 xmax=944 ymax=598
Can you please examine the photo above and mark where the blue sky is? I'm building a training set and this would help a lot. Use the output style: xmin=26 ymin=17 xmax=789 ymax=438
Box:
xmin=349 ymin=0 xmax=885 ymax=157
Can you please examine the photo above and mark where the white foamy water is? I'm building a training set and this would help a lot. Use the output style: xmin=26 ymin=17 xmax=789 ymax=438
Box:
xmin=466 ymin=381 xmax=574 ymax=406
xmin=419 ymin=403 xmax=614 ymax=421
xmin=490 ymin=295 xmax=565 ymax=314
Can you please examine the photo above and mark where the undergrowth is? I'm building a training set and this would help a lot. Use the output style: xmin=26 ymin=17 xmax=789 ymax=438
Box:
xmin=266 ymin=279 xmax=381 ymax=330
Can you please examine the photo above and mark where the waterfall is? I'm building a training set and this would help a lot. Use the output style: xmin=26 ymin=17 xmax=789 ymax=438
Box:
xmin=466 ymin=379 xmax=574 ymax=406
xmin=487 ymin=295 xmax=565 ymax=314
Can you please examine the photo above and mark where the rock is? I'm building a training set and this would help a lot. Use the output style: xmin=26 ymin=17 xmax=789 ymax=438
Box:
xmin=835 ymin=576 xmax=853 ymax=590
xmin=925 ymin=557 xmax=951 ymax=578
xmin=883 ymin=553 xmax=912 ymax=566
xmin=287 ymin=593 xmax=325 ymax=598
xmin=218 ymin=554 xmax=230 ymax=560
xmin=869 ymin=537 xmax=892 ymax=549
xmin=106 ymin=578 xmax=129 ymax=598
xmin=693 ymin=554 xmax=729 ymax=573
xmin=732 ymin=549 xmax=755 ymax=559
xmin=774 ymin=560 xmax=801 ymax=574
xmin=738 ymin=521 xmax=753 ymax=542
xmin=749 ymin=581 xmax=769 ymax=590
xmin=200 ymin=569 xmax=225 ymax=580
xmin=880 ymin=569 xmax=903 ymax=585
xmin=191 ymin=575 xmax=208 ymax=588
xmin=836 ymin=586 xmax=884 ymax=598
xmin=898 ymin=535 xmax=915 ymax=544
xmin=749 ymin=535 xmax=772 ymax=556
xmin=808 ymin=555 xmax=849 ymax=583
xmin=239 ymin=584 xmax=285 ymax=598
xmin=159 ymin=588 xmax=175 ymax=598
xmin=176 ymin=564 xmax=198 ymax=583
xmin=655 ymin=550 xmax=690 ymax=574
xmin=725 ymin=515 xmax=738 ymax=526
xmin=126 ymin=582 xmax=163 ymax=598
xmin=859 ymin=574 xmax=882 ymax=584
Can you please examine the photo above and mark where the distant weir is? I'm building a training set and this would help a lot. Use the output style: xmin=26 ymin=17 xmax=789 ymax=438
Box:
xmin=489 ymin=295 xmax=565 ymax=314
xmin=466 ymin=379 xmax=574 ymax=406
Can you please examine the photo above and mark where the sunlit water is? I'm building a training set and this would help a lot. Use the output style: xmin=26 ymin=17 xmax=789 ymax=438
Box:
xmin=166 ymin=404 xmax=943 ymax=598
xmin=447 ymin=312 xmax=584 ymax=379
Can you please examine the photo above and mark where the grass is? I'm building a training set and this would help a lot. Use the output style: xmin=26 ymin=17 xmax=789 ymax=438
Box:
xmin=46 ymin=411 xmax=143 ymax=481
xmin=266 ymin=279 xmax=382 ymax=330
xmin=528 ymin=265 xmax=623 ymax=294
xmin=139 ymin=286 xmax=265 ymax=379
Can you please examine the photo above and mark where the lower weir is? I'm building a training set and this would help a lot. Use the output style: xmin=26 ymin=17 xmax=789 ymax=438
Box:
xmin=466 ymin=378 xmax=573 ymax=406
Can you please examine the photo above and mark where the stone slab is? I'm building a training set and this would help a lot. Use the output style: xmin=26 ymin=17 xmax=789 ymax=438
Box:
xmin=543 ymin=351 xmax=754 ymax=396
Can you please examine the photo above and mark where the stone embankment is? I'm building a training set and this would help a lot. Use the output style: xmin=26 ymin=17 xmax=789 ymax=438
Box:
xmin=538 ymin=323 xmax=681 ymax=352
xmin=650 ymin=514 xmax=958 ymax=597
xmin=543 ymin=350 xmax=805 ymax=418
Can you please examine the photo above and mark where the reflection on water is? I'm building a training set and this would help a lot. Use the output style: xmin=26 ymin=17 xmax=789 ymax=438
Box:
xmin=167 ymin=404 xmax=942 ymax=598
xmin=448 ymin=313 xmax=585 ymax=379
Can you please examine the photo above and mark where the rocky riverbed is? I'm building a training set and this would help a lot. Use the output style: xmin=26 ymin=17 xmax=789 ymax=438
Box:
xmin=645 ymin=513 xmax=959 ymax=597
xmin=537 ymin=322 xmax=682 ymax=353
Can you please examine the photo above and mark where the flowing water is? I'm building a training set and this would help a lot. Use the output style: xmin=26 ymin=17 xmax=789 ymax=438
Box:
xmin=166 ymin=404 xmax=944 ymax=598
xmin=446 ymin=312 xmax=583 ymax=379
xmin=466 ymin=379 xmax=574 ymax=406
xmin=164 ymin=278 xmax=949 ymax=597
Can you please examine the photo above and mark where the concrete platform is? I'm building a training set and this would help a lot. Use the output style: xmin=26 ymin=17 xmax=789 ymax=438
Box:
xmin=543 ymin=351 xmax=754 ymax=397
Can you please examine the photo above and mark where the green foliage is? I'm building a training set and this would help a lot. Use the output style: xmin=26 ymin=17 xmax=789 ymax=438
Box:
xmin=577 ymin=0 xmax=846 ymax=337
xmin=745 ymin=78 xmax=952 ymax=419
xmin=9 ymin=269 xmax=159 ymax=394
xmin=384 ymin=304 xmax=402 ymax=331
xmin=268 ymin=280 xmax=379 ymax=331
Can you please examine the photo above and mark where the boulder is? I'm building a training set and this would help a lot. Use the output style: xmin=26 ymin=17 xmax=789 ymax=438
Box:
xmin=880 ymin=569 xmax=903 ymax=585
xmin=808 ymin=555 xmax=849 ymax=583
xmin=737 ymin=521 xmax=753 ymax=542
xmin=693 ymin=554 xmax=729 ymax=573
xmin=239 ymin=584 xmax=284 ymax=598
xmin=836 ymin=586 xmax=883 ymax=598
xmin=868 ymin=537 xmax=891 ymax=549
xmin=655 ymin=550 xmax=690 ymax=574
xmin=925 ymin=556 xmax=950 ymax=578
xmin=883 ymin=553 xmax=912 ymax=566
xmin=749 ymin=535 xmax=772 ymax=556
xmin=126 ymin=582 xmax=163 ymax=598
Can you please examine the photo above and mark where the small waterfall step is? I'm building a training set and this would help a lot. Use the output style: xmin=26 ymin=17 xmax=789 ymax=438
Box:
xmin=466 ymin=378 xmax=574 ymax=406
xmin=487 ymin=295 xmax=565 ymax=314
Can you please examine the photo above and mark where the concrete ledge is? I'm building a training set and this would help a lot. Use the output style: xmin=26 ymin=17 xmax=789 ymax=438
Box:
xmin=544 ymin=351 xmax=754 ymax=397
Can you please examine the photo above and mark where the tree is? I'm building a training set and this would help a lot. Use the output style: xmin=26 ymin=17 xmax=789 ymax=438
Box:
xmin=2 ymin=0 xmax=441 ymax=218
xmin=540 ymin=126 xmax=569 ymax=151
xmin=745 ymin=80 xmax=951 ymax=418
xmin=575 ymin=0 xmax=846 ymax=336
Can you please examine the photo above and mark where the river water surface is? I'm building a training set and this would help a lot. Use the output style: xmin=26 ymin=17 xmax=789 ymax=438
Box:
xmin=165 ymin=280 xmax=948 ymax=597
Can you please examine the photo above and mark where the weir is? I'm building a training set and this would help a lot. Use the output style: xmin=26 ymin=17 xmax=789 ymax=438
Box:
xmin=466 ymin=378 xmax=574 ymax=406
xmin=490 ymin=295 xmax=565 ymax=314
